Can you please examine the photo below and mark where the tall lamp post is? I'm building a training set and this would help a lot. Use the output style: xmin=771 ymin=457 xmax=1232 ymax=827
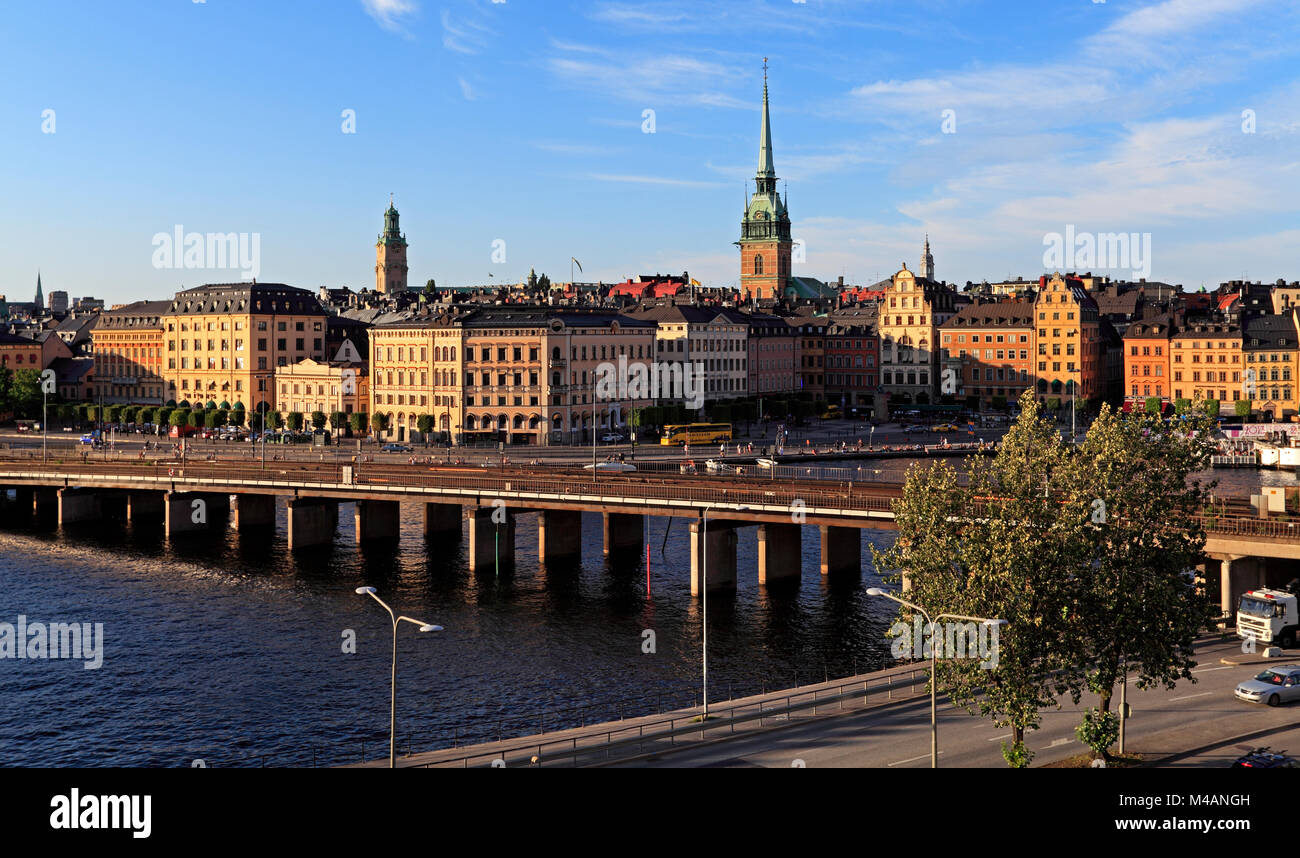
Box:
xmin=701 ymin=502 xmax=749 ymax=718
xmin=355 ymin=586 xmax=443 ymax=768
xmin=866 ymin=587 xmax=1005 ymax=768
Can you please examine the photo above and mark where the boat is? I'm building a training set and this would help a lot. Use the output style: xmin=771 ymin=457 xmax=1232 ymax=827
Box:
xmin=1280 ymin=445 xmax=1300 ymax=471
xmin=756 ymin=458 xmax=778 ymax=469
xmin=583 ymin=461 xmax=636 ymax=472
xmin=1254 ymin=440 xmax=1280 ymax=469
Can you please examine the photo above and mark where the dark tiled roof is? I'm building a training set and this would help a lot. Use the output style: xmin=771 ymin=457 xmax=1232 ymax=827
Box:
xmin=165 ymin=283 xmax=325 ymax=316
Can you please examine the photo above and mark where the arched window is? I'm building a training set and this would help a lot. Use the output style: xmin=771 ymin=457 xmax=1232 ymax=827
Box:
xmin=753 ymin=254 xmax=764 ymax=275
xmin=552 ymin=346 xmax=561 ymax=360
xmin=466 ymin=415 xmax=477 ymax=430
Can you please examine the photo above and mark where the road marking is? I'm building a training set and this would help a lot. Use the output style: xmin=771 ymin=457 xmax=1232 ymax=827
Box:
xmin=1048 ymin=737 xmax=1072 ymax=748
xmin=1193 ymin=666 xmax=1234 ymax=674
xmin=988 ymin=733 xmax=1012 ymax=742
xmin=1170 ymin=692 xmax=1213 ymax=702
xmin=888 ymin=751 xmax=944 ymax=767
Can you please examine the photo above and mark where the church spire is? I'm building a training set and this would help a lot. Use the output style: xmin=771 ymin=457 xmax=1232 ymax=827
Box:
xmin=757 ymin=57 xmax=775 ymax=180
xmin=920 ymin=234 xmax=935 ymax=281
xmin=34 ymin=271 xmax=43 ymax=309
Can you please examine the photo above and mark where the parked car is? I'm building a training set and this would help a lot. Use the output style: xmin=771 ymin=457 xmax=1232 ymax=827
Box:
xmin=903 ymin=424 xmax=928 ymax=434
xmin=601 ymin=432 xmax=625 ymax=443
xmin=1234 ymin=665 xmax=1300 ymax=706
xmin=381 ymin=443 xmax=413 ymax=453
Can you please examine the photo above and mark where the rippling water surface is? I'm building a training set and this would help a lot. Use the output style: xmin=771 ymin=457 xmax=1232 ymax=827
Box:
xmin=0 ymin=492 xmax=899 ymax=767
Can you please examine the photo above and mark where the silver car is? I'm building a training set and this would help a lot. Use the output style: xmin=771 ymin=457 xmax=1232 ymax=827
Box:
xmin=1235 ymin=666 xmax=1300 ymax=706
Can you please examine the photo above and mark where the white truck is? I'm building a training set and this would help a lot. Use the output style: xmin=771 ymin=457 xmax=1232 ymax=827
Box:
xmin=1237 ymin=588 xmax=1300 ymax=649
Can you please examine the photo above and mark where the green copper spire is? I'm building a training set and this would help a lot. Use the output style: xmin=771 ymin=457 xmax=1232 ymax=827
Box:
xmin=757 ymin=58 xmax=775 ymax=180
xmin=378 ymin=195 xmax=407 ymax=248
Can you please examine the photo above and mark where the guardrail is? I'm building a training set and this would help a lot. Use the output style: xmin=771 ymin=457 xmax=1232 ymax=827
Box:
xmin=409 ymin=667 xmax=933 ymax=769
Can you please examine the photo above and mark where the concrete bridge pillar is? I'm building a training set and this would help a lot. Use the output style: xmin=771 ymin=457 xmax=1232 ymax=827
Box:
xmin=286 ymin=498 xmax=338 ymax=550
xmin=423 ymin=503 xmax=462 ymax=539
xmin=538 ymin=510 xmax=582 ymax=564
xmin=57 ymin=489 xmax=102 ymax=526
xmin=469 ymin=507 xmax=515 ymax=572
xmin=603 ymin=512 xmax=643 ymax=555
xmin=32 ymin=488 xmax=58 ymax=518
xmin=127 ymin=492 xmax=165 ymax=523
xmin=164 ymin=492 xmax=224 ymax=537
xmin=690 ymin=519 xmax=738 ymax=595
xmin=757 ymin=523 xmax=801 ymax=586
xmin=819 ymin=526 xmax=861 ymax=577
xmin=355 ymin=500 xmax=401 ymax=543
xmin=232 ymin=494 xmax=277 ymax=531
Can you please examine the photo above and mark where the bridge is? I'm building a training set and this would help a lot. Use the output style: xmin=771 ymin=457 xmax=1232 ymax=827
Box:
xmin=0 ymin=453 xmax=1295 ymax=612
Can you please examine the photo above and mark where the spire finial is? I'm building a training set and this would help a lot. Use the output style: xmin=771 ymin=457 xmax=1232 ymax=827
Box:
xmin=763 ymin=57 xmax=768 ymax=84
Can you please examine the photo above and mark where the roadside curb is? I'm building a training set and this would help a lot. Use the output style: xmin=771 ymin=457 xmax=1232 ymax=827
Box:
xmin=1141 ymin=723 xmax=1300 ymax=767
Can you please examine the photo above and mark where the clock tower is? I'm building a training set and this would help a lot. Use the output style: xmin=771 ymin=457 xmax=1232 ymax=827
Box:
xmin=737 ymin=62 xmax=791 ymax=302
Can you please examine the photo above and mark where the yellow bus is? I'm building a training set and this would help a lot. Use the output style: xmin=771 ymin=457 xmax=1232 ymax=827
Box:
xmin=660 ymin=423 xmax=733 ymax=446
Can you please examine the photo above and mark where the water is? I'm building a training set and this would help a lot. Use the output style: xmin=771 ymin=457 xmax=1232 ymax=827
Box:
xmin=0 ymin=499 xmax=899 ymax=768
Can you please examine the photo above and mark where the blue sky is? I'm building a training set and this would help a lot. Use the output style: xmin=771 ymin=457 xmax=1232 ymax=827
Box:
xmin=3 ymin=0 xmax=1298 ymax=305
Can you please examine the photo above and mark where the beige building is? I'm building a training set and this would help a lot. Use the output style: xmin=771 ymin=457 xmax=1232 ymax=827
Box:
xmin=162 ymin=282 xmax=328 ymax=412
xmin=275 ymin=358 xmax=369 ymax=423
xmin=369 ymin=307 xmax=657 ymax=445
xmin=879 ymin=263 xmax=958 ymax=404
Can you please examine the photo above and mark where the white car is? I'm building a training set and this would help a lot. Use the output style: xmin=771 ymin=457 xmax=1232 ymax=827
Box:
xmin=583 ymin=461 xmax=636 ymax=472
xmin=601 ymin=433 xmax=625 ymax=443
xmin=1235 ymin=666 xmax=1300 ymax=706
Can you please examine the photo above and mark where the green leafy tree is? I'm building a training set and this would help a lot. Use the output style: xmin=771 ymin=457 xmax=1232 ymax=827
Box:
xmin=204 ymin=410 xmax=221 ymax=429
xmin=266 ymin=410 xmax=283 ymax=430
xmin=1144 ymin=397 xmax=1162 ymax=415
xmin=1174 ymin=398 xmax=1191 ymax=415
xmin=1054 ymin=404 xmax=1219 ymax=759
xmin=230 ymin=408 xmax=246 ymax=428
xmin=155 ymin=407 xmax=172 ymax=429
xmin=57 ymin=404 xmax=75 ymax=424
xmin=1202 ymin=398 xmax=1220 ymax=418
xmin=169 ymin=410 xmax=189 ymax=428
xmin=310 ymin=410 xmax=327 ymax=431
xmin=416 ymin=413 xmax=435 ymax=439
xmin=1075 ymin=707 xmax=1120 ymax=761
xmin=871 ymin=391 xmax=1079 ymax=767
xmin=287 ymin=412 xmax=304 ymax=432
xmin=349 ymin=411 xmax=369 ymax=435
xmin=371 ymin=412 xmax=390 ymax=435
xmin=11 ymin=369 xmax=43 ymax=418
xmin=1234 ymin=399 xmax=1252 ymax=421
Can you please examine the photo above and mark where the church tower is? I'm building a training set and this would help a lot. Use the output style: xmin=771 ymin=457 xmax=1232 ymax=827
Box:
xmin=34 ymin=271 xmax=43 ymax=309
xmin=737 ymin=61 xmax=791 ymax=301
xmin=375 ymin=196 xmax=409 ymax=294
xmin=920 ymin=235 xmax=934 ymax=281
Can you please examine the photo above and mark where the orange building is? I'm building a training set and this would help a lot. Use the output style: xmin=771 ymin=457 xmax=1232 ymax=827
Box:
xmin=1122 ymin=314 xmax=1175 ymax=407
xmin=1171 ymin=321 xmax=1242 ymax=408
xmin=940 ymin=300 xmax=1035 ymax=409
xmin=94 ymin=300 xmax=169 ymax=404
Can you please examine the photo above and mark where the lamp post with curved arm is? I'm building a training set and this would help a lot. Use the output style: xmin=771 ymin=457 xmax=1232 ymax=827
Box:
xmin=867 ymin=587 xmax=1006 ymax=768
xmin=355 ymin=587 xmax=443 ymax=768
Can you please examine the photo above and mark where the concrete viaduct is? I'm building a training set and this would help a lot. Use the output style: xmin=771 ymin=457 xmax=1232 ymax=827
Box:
xmin=1 ymin=459 xmax=1296 ymax=610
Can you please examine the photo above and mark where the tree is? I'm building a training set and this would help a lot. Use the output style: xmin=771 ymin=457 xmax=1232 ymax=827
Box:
xmin=310 ymin=411 xmax=327 ymax=431
xmin=330 ymin=411 xmax=348 ymax=433
xmin=155 ymin=407 xmax=172 ymax=429
xmin=122 ymin=406 xmax=139 ymax=425
xmin=372 ymin=413 xmax=390 ymax=435
xmin=871 ymin=391 xmax=1079 ymax=767
xmin=11 ymin=369 xmax=43 ymax=418
xmin=287 ymin=412 xmax=304 ymax=432
xmin=1203 ymin=399 xmax=1220 ymax=418
xmin=349 ymin=412 xmax=369 ymax=435
xmin=1174 ymin=398 xmax=1192 ymax=415
xmin=266 ymin=410 xmax=283 ymax=430
xmin=417 ymin=413 xmax=435 ymax=441
xmin=57 ymin=404 xmax=75 ymax=424
xmin=205 ymin=410 xmax=221 ymax=429
xmin=169 ymin=410 xmax=189 ymax=428
xmin=1234 ymin=399 xmax=1252 ymax=421
xmin=1054 ymin=404 xmax=1219 ymax=760
xmin=137 ymin=407 xmax=154 ymax=426
xmin=230 ymin=408 xmax=246 ymax=428
xmin=106 ymin=405 xmax=123 ymax=425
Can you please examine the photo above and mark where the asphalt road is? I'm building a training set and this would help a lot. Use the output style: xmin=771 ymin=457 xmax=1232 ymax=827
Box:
xmin=610 ymin=639 xmax=1300 ymax=768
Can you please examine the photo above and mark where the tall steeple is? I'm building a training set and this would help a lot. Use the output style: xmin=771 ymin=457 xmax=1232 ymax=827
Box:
xmin=920 ymin=235 xmax=935 ymax=281
xmin=34 ymin=271 xmax=43 ymax=309
xmin=757 ymin=58 xmax=775 ymax=184
xmin=737 ymin=60 xmax=792 ymax=302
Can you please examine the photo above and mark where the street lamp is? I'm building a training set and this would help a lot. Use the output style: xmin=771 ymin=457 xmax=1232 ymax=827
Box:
xmin=700 ymin=502 xmax=750 ymax=719
xmin=354 ymin=586 xmax=443 ymax=768
xmin=866 ymin=587 xmax=1005 ymax=768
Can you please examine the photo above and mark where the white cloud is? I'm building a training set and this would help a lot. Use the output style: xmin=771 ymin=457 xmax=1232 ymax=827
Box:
xmin=587 ymin=173 xmax=724 ymax=189
xmin=362 ymin=0 xmax=417 ymax=32
xmin=457 ymin=76 xmax=478 ymax=101
xmin=442 ymin=8 xmax=494 ymax=55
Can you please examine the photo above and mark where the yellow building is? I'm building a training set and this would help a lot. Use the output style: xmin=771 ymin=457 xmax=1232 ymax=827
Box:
xmin=1033 ymin=273 xmax=1103 ymax=409
xmin=1242 ymin=312 xmax=1298 ymax=420
xmin=162 ymin=282 xmax=328 ymax=412
xmin=1171 ymin=321 xmax=1242 ymax=410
